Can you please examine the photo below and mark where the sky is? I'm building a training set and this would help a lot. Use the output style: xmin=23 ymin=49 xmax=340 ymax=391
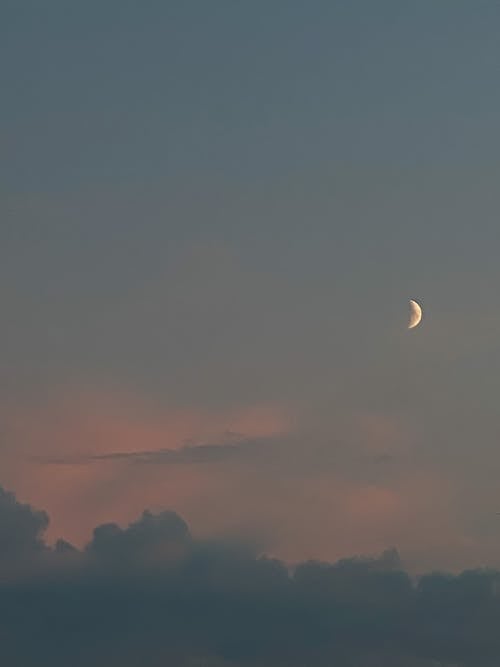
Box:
xmin=3 ymin=4 xmax=500 ymax=661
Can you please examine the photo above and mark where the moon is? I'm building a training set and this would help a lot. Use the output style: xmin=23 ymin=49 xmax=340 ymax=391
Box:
xmin=408 ymin=299 xmax=422 ymax=329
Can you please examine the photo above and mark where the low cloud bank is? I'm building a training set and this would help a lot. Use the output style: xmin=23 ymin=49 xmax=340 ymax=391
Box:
xmin=0 ymin=486 xmax=497 ymax=667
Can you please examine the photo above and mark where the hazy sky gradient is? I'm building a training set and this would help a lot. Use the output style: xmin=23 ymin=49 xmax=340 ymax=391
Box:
xmin=3 ymin=1 xmax=500 ymax=572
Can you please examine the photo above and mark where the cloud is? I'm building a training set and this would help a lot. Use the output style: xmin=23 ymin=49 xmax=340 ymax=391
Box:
xmin=33 ymin=433 xmax=273 ymax=466
xmin=0 ymin=487 xmax=500 ymax=667
xmin=0 ymin=391 xmax=494 ymax=573
xmin=0 ymin=486 xmax=48 ymax=567
xmin=0 ymin=390 xmax=290 ymax=547
xmin=86 ymin=509 xmax=191 ymax=570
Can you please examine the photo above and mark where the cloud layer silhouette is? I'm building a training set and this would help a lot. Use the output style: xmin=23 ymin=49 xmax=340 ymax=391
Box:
xmin=0 ymin=486 xmax=498 ymax=666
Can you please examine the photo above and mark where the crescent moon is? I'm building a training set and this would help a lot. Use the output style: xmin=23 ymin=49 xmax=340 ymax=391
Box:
xmin=408 ymin=299 xmax=422 ymax=329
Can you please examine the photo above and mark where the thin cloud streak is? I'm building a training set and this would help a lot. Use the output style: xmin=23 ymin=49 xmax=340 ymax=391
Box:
xmin=31 ymin=434 xmax=275 ymax=466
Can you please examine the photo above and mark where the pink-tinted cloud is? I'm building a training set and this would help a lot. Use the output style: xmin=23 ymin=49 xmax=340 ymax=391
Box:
xmin=0 ymin=388 xmax=290 ymax=546
xmin=0 ymin=394 xmax=490 ymax=572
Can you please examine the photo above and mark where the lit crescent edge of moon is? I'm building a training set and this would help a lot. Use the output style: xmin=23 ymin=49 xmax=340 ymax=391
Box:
xmin=408 ymin=299 xmax=422 ymax=329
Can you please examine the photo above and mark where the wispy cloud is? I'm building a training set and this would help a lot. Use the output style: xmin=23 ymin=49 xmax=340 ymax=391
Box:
xmin=32 ymin=433 xmax=273 ymax=466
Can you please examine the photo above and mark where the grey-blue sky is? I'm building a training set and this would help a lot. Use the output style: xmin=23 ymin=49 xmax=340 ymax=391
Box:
xmin=2 ymin=2 xmax=500 ymax=569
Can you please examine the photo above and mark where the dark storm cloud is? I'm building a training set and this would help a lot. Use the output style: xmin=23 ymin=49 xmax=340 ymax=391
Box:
xmin=1 ymin=486 xmax=499 ymax=667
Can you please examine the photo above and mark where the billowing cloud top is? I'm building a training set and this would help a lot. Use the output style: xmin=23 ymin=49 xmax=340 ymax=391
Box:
xmin=0 ymin=486 xmax=499 ymax=667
